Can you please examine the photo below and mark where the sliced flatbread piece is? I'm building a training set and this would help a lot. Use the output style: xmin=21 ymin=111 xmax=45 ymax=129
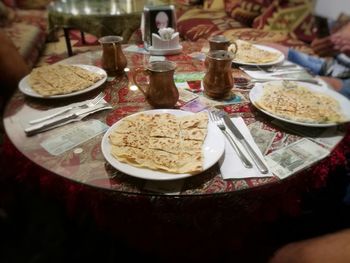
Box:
xmin=181 ymin=128 xmax=207 ymax=141
xmin=148 ymin=137 xmax=181 ymax=154
xmin=177 ymin=151 xmax=203 ymax=174
xmin=181 ymin=139 xmax=203 ymax=152
xmin=109 ymin=133 xmax=149 ymax=149
xmin=111 ymin=146 xmax=150 ymax=168
xmin=149 ymin=113 xmax=180 ymax=138
xmin=112 ymin=119 xmax=139 ymax=134
xmin=179 ymin=112 xmax=208 ymax=129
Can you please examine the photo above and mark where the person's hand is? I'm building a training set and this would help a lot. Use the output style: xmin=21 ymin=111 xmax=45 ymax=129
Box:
xmin=330 ymin=26 xmax=350 ymax=56
xmin=312 ymin=22 xmax=350 ymax=57
xmin=310 ymin=36 xmax=338 ymax=57
xmin=320 ymin=76 xmax=343 ymax=91
xmin=331 ymin=38 xmax=350 ymax=56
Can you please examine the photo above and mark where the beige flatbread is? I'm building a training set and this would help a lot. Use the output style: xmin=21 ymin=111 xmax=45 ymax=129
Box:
xmin=177 ymin=151 xmax=203 ymax=174
xmin=181 ymin=128 xmax=207 ymax=141
xmin=256 ymin=82 xmax=346 ymax=123
xmin=28 ymin=64 xmax=104 ymax=96
xmin=179 ymin=111 xmax=208 ymax=129
xmin=108 ymin=112 xmax=209 ymax=174
xmin=148 ymin=137 xmax=181 ymax=154
xmin=229 ymin=40 xmax=281 ymax=64
xmin=149 ymin=113 xmax=180 ymax=138
xmin=111 ymin=146 xmax=150 ymax=168
xmin=109 ymin=133 xmax=149 ymax=149
xmin=181 ymin=139 xmax=203 ymax=152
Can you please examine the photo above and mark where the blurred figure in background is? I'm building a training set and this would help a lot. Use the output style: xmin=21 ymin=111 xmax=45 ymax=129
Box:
xmin=267 ymin=21 xmax=350 ymax=99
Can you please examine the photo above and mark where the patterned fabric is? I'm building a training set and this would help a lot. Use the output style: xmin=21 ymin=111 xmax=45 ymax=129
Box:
xmin=222 ymin=27 xmax=314 ymax=53
xmin=177 ymin=7 xmax=244 ymax=41
xmin=224 ymin=0 xmax=240 ymax=14
xmin=203 ymin=0 xmax=224 ymax=10
xmin=2 ymin=8 xmax=47 ymax=67
xmin=252 ymin=0 xmax=316 ymax=43
xmin=4 ymin=22 xmax=46 ymax=67
xmin=226 ymin=0 xmax=273 ymax=26
xmin=1 ymin=0 xmax=16 ymax=8
xmin=175 ymin=0 xmax=203 ymax=4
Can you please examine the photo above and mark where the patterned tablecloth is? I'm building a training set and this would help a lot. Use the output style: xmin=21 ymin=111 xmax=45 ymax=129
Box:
xmin=2 ymin=40 xmax=350 ymax=258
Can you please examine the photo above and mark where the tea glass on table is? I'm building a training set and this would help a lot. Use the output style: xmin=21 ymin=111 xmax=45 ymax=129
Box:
xmin=133 ymin=61 xmax=179 ymax=108
xmin=98 ymin=35 xmax=127 ymax=75
xmin=203 ymin=50 xmax=236 ymax=99
xmin=208 ymin=35 xmax=231 ymax=51
xmin=205 ymin=35 xmax=237 ymax=67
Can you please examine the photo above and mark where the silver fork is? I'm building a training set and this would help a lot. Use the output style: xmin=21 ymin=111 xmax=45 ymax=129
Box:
xmin=256 ymin=65 xmax=298 ymax=73
xmin=209 ymin=111 xmax=252 ymax=168
xmin=29 ymin=92 xmax=105 ymax=124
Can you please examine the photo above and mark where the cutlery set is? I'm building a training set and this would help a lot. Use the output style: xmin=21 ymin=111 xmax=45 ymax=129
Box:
xmin=209 ymin=110 xmax=269 ymax=174
xmin=29 ymin=92 xmax=105 ymax=124
xmin=25 ymin=92 xmax=109 ymax=135
xmin=238 ymin=64 xmax=321 ymax=86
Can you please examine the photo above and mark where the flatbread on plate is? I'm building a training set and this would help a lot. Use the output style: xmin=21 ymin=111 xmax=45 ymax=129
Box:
xmin=256 ymin=81 xmax=346 ymax=123
xmin=229 ymin=40 xmax=281 ymax=64
xmin=108 ymin=112 xmax=208 ymax=174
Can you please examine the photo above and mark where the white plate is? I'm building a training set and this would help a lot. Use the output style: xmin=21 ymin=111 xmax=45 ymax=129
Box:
xmin=101 ymin=109 xmax=225 ymax=181
xmin=249 ymin=80 xmax=350 ymax=127
xmin=19 ymin=64 xmax=107 ymax=99
xmin=232 ymin=44 xmax=285 ymax=66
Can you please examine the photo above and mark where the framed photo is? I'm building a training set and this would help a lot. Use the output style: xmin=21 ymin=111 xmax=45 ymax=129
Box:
xmin=142 ymin=5 xmax=177 ymax=49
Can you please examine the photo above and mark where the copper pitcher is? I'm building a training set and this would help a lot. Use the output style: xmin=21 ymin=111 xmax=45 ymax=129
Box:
xmin=98 ymin=35 xmax=127 ymax=75
xmin=133 ymin=61 xmax=179 ymax=108
xmin=203 ymin=50 xmax=235 ymax=99
xmin=208 ymin=35 xmax=231 ymax=51
xmin=205 ymin=35 xmax=237 ymax=68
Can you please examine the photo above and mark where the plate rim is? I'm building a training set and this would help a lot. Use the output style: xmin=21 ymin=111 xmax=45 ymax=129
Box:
xmin=18 ymin=64 xmax=107 ymax=99
xmin=249 ymin=80 xmax=350 ymax=127
xmin=232 ymin=44 xmax=285 ymax=66
xmin=101 ymin=109 xmax=225 ymax=181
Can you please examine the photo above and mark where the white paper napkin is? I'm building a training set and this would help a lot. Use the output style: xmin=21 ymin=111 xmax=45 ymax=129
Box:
xmin=219 ymin=117 xmax=273 ymax=179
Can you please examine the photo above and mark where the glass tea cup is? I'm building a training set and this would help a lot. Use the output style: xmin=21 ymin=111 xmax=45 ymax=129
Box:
xmin=133 ymin=61 xmax=179 ymax=108
xmin=203 ymin=50 xmax=235 ymax=99
xmin=98 ymin=35 xmax=127 ymax=75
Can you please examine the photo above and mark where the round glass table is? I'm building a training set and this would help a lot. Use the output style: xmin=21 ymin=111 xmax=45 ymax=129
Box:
xmin=3 ymin=41 xmax=350 ymax=260
xmin=48 ymin=0 xmax=174 ymax=55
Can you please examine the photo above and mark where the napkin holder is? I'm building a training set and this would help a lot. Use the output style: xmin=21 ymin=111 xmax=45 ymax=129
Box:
xmin=141 ymin=5 xmax=177 ymax=50
xmin=149 ymin=31 xmax=182 ymax=55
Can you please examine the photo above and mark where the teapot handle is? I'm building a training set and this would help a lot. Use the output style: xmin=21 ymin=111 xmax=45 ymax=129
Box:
xmin=132 ymin=68 xmax=149 ymax=97
xmin=228 ymin=41 xmax=238 ymax=54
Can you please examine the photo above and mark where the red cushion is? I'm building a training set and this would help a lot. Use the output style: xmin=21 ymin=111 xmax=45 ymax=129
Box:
xmin=1 ymin=0 xmax=17 ymax=8
xmin=224 ymin=0 xmax=240 ymax=14
xmin=226 ymin=0 xmax=274 ymax=26
xmin=177 ymin=8 xmax=244 ymax=41
xmin=252 ymin=0 xmax=316 ymax=43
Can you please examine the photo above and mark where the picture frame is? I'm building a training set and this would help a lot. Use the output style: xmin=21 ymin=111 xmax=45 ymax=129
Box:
xmin=141 ymin=5 xmax=177 ymax=49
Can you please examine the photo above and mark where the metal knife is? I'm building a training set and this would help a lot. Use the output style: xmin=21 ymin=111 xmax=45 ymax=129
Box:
xmin=25 ymin=104 xmax=110 ymax=136
xmin=222 ymin=115 xmax=269 ymax=174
